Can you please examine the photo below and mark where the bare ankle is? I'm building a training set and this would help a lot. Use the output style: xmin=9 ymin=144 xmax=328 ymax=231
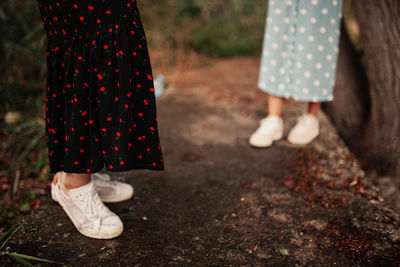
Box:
xmin=56 ymin=172 xmax=91 ymax=196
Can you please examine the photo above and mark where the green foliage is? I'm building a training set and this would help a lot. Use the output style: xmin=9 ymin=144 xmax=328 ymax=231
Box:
xmin=0 ymin=117 xmax=48 ymax=231
xmin=2 ymin=119 xmax=46 ymax=167
xmin=0 ymin=0 xmax=47 ymax=114
xmin=0 ymin=191 xmax=36 ymax=229
xmin=139 ymin=0 xmax=267 ymax=57
xmin=0 ymin=0 xmax=48 ymax=228
xmin=0 ymin=0 xmax=48 ymax=186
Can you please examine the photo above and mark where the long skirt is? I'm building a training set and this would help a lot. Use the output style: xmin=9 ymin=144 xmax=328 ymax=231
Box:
xmin=258 ymin=0 xmax=343 ymax=102
xmin=37 ymin=0 xmax=164 ymax=173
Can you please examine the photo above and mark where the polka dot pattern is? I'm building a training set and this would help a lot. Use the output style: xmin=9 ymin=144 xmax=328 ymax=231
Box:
xmin=258 ymin=0 xmax=343 ymax=102
xmin=37 ymin=0 xmax=164 ymax=173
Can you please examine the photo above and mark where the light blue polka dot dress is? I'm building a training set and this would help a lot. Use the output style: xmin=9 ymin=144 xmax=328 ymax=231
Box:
xmin=258 ymin=0 xmax=343 ymax=102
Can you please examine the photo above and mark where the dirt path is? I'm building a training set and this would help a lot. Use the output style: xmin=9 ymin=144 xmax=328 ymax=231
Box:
xmin=2 ymin=56 xmax=400 ymax=266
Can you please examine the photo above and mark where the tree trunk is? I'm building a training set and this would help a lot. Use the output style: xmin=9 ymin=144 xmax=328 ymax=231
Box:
xmin=323 ymin=25 xmax=371 ymax=162
xmin=324 ymin=1 xmax=400 ymax=177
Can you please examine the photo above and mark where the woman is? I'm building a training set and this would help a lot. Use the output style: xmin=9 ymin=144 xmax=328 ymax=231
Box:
xmin=250 ymin=0 xmax=343 ymax=147
xmin=37 ymin=0 xmax=164 ymax=239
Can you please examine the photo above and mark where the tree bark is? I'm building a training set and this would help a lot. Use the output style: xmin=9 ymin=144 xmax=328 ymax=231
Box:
xmin=323 ymin=25 xmax=371 ymax=160
xmin=325 ymin=1 xmax=400 ymax=177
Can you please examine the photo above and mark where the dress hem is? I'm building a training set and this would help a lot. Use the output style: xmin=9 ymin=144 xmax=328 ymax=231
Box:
xmin=51 ymin=164 xmax=164 ymax=174
xmin=258 ymin=86 xmax=334 ymax=103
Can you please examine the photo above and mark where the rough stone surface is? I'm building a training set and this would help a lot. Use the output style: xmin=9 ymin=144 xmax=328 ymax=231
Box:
xmin=1 ymin=57 xmax=400 ymax=266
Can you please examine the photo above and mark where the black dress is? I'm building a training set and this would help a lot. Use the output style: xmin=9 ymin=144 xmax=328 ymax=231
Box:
xmin=37 ymin=0 xmax=164 ymax=173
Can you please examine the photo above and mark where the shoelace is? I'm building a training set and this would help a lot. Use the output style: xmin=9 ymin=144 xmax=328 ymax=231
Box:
xmin=71 ymin=183 xmax=110 ymax=231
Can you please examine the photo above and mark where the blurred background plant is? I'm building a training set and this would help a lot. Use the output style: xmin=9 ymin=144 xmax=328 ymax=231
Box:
xmin=139 ymin=0 xmax=267 ymax=64
xmin=0 ymin=0 xmax=49 ymax=232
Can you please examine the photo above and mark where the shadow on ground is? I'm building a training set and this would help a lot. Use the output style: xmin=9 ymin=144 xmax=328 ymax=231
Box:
xmin=1 ymin=57 xmax=400 ymax=266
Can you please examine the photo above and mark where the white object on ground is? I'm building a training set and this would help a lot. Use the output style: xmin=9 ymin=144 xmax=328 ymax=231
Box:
xmin=51 ymin=172 xmax=123 ymax=239
xmin=249 ymin=115 xmax=284 ymax=148
xmin=4 ymin=112 xmax=21 ymax=125
xmin=92 ymin=172 xmax=134 ymax=203
xmin=288 ymin=114 xmax=320 ymax=145
xmin=154 ymin=74 xmax=166 ymax=99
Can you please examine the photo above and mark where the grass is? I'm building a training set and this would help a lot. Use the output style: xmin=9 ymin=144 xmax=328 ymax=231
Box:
xmin=0 ymin=0 xmax=49 ymax=232
xmin=0 ymin=222 xmax=65 ymax=266
xmin=139 ymin=0 xmax=267 ymax=60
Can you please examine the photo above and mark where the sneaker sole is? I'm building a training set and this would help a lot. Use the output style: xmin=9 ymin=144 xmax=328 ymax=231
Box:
xmin=52 ymin=186 xmax=123 ymax=239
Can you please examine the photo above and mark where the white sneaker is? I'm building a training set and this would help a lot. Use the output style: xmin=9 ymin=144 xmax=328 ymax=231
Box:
xmin=52 ymin=172 xmax=134 ymax=203
xmin=51 ymin=172 xmax=123 ymax=239
xmin=249 ymin=115 xmax=283 ymax=148
xmin=92 ymin=172 xmax=134 ymax=203
xmin=288 ymin=114 xmax=319 ymax=145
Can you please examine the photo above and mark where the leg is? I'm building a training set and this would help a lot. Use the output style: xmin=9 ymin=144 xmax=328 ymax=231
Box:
xmin=307 ymin=102 xmax=322 ymax=117
xmin=268 ymin=94 xmax=284 ymax=117
xmin=53 ymin=173 xmax=90 ymax=196
xmin=61 ymin=173 xmax=91 ymax=193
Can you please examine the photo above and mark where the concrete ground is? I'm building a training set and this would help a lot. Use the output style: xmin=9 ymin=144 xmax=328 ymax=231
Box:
xmin=2 ymin=57 xmax=400 ymax=266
